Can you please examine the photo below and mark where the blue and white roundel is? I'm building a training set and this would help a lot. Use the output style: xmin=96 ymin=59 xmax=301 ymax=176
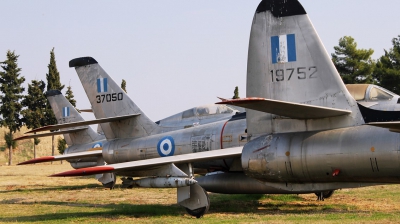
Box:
xmin=157 ymin=136 xmax=175 ymax=157
xmin=92 ymin=142 xmax=103 ymax=148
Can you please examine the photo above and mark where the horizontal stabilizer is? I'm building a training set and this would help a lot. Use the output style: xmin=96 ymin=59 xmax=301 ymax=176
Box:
xmin=26 ymin=114 xmax=140 ymax=134
xmin=217 ymin=97 xmax=351 ymax=119
xmin=50 ymin=147 xmax=243 ymax=177
xmin=18 ymin=150 xmax=102 ymax=165
xmin=14 ymin=127 xmax=88 ymax=141
xmin=365 ymin=122 xmax=400 ymax=133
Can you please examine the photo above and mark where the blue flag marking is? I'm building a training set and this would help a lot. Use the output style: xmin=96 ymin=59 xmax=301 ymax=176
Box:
xmin=271 ymin=34 xmax=296 ymax=64
xmin=97 ymin=78 xmax=108 ymax=93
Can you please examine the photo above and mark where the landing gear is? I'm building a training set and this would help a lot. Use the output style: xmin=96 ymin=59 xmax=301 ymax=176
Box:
xmin=185 ymin=189 xmax=210 ymax=218
xmin=315 ymin=190 xmax=335 ymax=201
xmin=120 ymin=177 xmax=134 ymax=188
xmin=100 ymin=173 xmax=116 ymax=190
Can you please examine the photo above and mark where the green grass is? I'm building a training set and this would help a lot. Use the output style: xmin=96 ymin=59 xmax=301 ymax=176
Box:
xmin=2 ymin=164 xmax=400 ymax=223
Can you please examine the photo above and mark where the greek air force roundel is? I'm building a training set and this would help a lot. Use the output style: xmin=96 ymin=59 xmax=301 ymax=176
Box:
xmin=157 ymin=136 xmax=175 ymax=157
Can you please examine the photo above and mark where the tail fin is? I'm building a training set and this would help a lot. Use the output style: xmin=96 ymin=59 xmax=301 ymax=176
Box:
xmin=69 ymin=57 xmax=159 ymax=139
xmin=45 ymin=90 xmax=101 ymax=145
xmin=246 ymin=0 xmax=362 ymax=135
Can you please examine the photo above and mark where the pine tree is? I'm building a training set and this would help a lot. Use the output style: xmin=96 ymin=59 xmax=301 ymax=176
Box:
xmin=0 ymin=50 xmax=25 ymax=165
xmin=21 ymin=80 xmax=47 ymax=159
xmin=332 ymin=36 xmax=375 ymax=84
xmin=65 ymin=85 xmax=76 ymax=107
xmin=233 ymin=86 xmax=239 ymax=99
xmin=44 ymin=48 xmax=64 ymax=161
xmin=121 ymin=79 xmax=127 ymax=93
xmin=374 ymin=35 xmax=400 ymax=94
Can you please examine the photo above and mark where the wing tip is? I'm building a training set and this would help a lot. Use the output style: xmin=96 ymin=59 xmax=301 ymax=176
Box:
xmin=18 ymin=156 xmax=55 ymax=165
xmin=50 ymin=166 xmax=115 ymax=177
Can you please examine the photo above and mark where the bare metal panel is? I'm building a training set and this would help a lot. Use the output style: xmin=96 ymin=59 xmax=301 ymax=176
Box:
xmin=45 ymin=90 xmax=103 ymax=145
xmin=246 ymin=5 xmax=363 ymax=136
xmin=72 ymin=60 xmax=160 ymax=140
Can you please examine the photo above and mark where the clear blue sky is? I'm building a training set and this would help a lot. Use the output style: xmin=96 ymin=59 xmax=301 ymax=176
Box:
xmin=1 ymin=0 xmax=399 ymax=121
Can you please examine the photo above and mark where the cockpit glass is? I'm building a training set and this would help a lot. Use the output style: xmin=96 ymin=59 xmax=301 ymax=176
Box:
xmin=369 ymin=87 xmax=393 ymax=101
xmin=182 ymin=109 xmax=195 ymax=118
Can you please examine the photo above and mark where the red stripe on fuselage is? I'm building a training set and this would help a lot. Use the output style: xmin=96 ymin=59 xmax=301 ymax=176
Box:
xmin=220 ymin=120 xmax=229 ymax=149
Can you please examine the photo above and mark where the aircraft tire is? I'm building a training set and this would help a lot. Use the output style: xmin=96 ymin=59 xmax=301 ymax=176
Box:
xmin=315 ymin=190 xmax=335 ymax=199
xmin=185 ymin=189 xmax=210 ymax=218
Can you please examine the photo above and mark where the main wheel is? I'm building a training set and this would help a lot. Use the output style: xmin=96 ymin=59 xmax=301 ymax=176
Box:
xmin=185 ymin=189 xmax=210 ymax=218
xmin=315 ymin=190 xmax=335 ymax=200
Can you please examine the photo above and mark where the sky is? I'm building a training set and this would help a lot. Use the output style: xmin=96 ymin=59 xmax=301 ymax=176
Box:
xmin=1 ymin=0 xmax=399 ymax=122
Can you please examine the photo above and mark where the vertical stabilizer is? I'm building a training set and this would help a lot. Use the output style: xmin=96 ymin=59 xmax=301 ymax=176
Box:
xmin=246 ymin=0 xmax=362 ymax=136
xmin=69 ymin=57 xmax=159 ymax=140
xmin=45 ymin=90 xmax=101 ymax=145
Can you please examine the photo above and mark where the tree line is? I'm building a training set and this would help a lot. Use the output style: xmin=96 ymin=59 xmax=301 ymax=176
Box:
xmin=0 ymin=48 xmax=74 ymax=165
xmin=332 ymin=35 xmax=400 ymax=94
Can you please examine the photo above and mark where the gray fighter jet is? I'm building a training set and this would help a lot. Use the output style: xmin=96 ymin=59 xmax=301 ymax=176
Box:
xmin=17 ymin=0 xmax=400 ymax=218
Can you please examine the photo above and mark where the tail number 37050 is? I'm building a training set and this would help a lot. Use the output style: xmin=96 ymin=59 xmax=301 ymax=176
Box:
xmin=96 ymin=93 xmax=123 ymax=103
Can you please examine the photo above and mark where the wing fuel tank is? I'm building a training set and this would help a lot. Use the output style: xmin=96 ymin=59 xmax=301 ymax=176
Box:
xmin=129 ymin=177 xmax=197 ymax=188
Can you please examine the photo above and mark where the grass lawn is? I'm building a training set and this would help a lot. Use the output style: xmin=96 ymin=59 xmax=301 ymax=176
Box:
xmin=1 ymin=164 xmax=400 ymax=223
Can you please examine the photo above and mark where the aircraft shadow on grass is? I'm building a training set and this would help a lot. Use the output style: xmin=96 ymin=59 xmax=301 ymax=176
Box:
xmin=0 ymin=194 xmax=354 ymax=222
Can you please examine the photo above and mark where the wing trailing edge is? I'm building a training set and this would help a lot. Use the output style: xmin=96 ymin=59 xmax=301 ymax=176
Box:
xmin=217 ymin=97 xmax=351 ymax=119
xmin=18 ymin=150 xmax=103 ymax=165
xmin=26 ymin=114 xmax=140 ymax=134
xmin=50 ymin=147 xmax=243 ymax=177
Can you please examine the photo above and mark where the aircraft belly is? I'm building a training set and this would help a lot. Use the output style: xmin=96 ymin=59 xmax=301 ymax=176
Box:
xmin=242 ymin=126 xmax=400 ymax=183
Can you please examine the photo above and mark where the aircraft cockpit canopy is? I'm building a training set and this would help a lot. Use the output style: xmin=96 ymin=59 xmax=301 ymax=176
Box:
xmin=346 ymin=84 xmax=394 ymax=102
xmin=182 ymin=105 xmax=236 ymax=118
xmin=157 ymin=104 xmax=240 ymax=129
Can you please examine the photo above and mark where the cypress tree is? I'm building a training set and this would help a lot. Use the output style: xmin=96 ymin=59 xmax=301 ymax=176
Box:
xmin=44 ymin=48 xmax=64 ymax=160
xmin=233 ymin=86 xmax=239 ymax=99
xmin=0 ymin=50 xmax=25 ymax=165
xmin=65 ymin=85 xmax=76 ymax=107
xmin=21 ymin=80 xmax=47 ymax=159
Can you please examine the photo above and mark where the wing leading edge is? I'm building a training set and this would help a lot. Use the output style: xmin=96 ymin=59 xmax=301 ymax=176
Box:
xmin=50 ymin=147 xmax=243 ymax=177
xmin=217 ymin=97 xmax=351 ymax=119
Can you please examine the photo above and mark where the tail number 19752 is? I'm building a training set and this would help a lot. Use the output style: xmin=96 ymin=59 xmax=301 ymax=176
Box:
xmin=96 ymin=93 xmax=123 ymax=103
xmin=270 ymin=66 xmax=317 ymax=82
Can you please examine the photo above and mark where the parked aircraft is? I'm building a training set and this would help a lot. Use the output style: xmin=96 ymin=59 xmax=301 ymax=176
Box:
xmin=17 ymin=0 xmax=400 ymax=218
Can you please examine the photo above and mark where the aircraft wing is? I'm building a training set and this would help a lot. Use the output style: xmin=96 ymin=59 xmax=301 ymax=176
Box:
xmin=18 ymin=150 xmax=103 ymax=165
xmin=14 ymin=127 xmax=88 ymax=141
xmin=216 ymin=97 xmax=351 ymax=119
xmin=26 ymin=114 xmax=140 ymax=133
xmin=50 ymin=147 xmax=243 ymax=177
xmin=365 ymin=122 xmax=400 ymax=133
